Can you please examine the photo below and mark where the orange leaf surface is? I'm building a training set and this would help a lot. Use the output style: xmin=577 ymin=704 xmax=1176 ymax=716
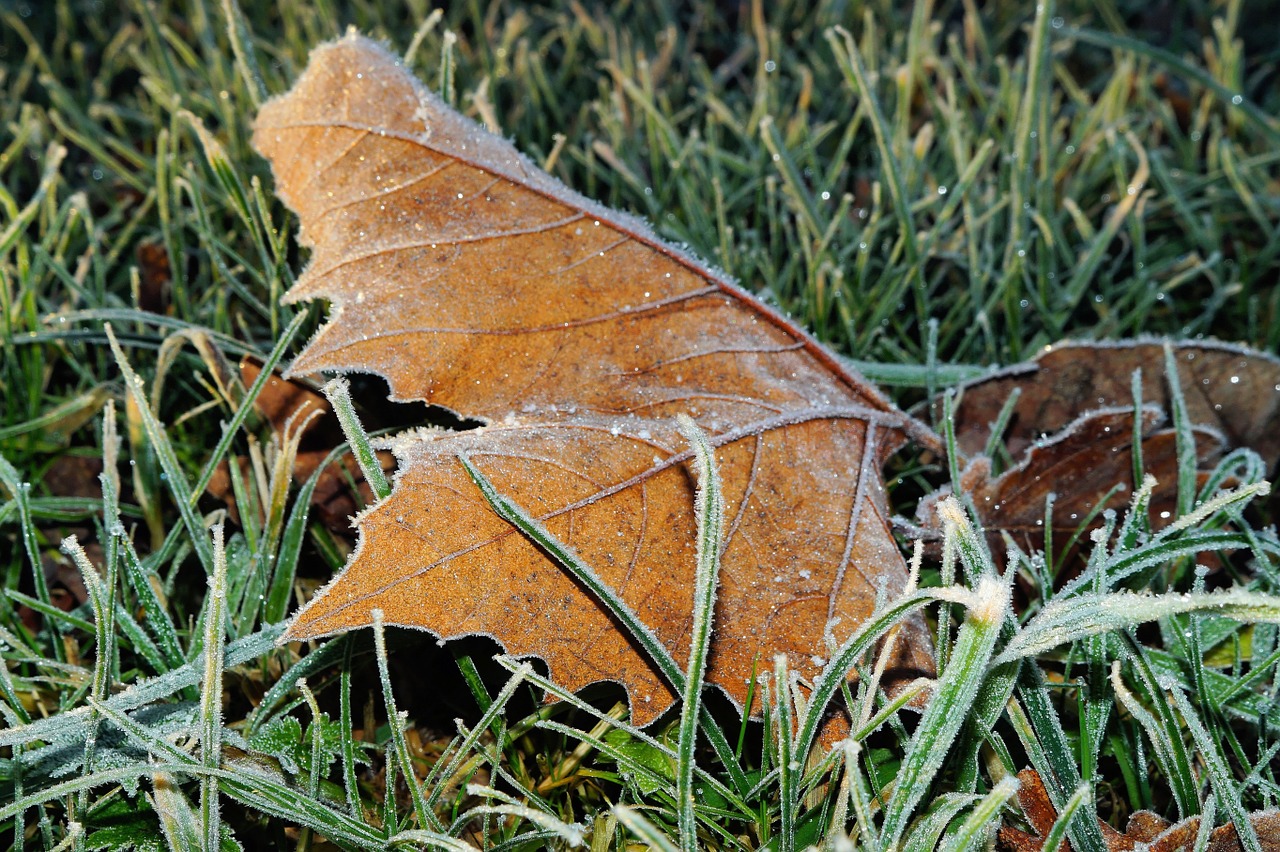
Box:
xmin=253 ymin=34 xmax=935 ymax=724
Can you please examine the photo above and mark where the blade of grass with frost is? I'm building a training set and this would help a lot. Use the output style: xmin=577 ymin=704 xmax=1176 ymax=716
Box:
xmin=384 ymin=829 xmax=476 ymax=852
xmin=235 ymin=403 xmax=319 ymax=629
xmin=902 ymin=794 xmax=980 ymax=852
xmin=793 ymin=588 xmax=938 ymax=758
xmin=217 ymin=0 xmax=267 ymax=106
xmin=840 ymin=357 xmax=989 ymax=388
xmin=1038 ymin=782 xmax=1094 ymax=852
xmin=105 ymin=324 xmax=214 ymax=574
xmin=422 ymin=662 xmax=534 ymax=810
xmin=264 ymin=442 xmax=350 ymax=625
xmin=82 ymin=700 xmax=390 ymax=847
xmin=1194 ymin=795 xmax=1219 ymax=851
xmin=0 ymin=641 xmax=29 ymax=726
xmin=5 ymin=592 xmax=94 ymax=634
xmin=323 ymin=375 xmax=391 ymax=500
xmin=500 ymin=655 xmax=751 ymax=812
xmin=1170 ymin=687 xmax=1265 ymax=852
xmin=61 ymin=535 xmax=114 ymax=825
xmin=773 ymin=656 xmax=797 ymax=852
xmin=1108 ymin=655 xmax=1197 ymax=818
xmin=996 ymin=589 xmax=1280 ymax=664
xmin=1200 ymin=447 xmax=1268 ymax=500
xmin=498 ymin=657 xmax=752 ymax=815
xmin=0 ymin=625 xmax=282 ymax=750
xmin=1014 ymin=664 xmax=1108 ymax=852
xmin=110 ymin=604 xmax=169 ymax=674
xmin=826 ymin=26 xmax=925 ymax=331
xmin=464 ymin=785 xmax=585 ymax=847
xmin=0 ymin=141 xmax=65 ymax=255
xmin=372 ymin=609 xmax=439 ymax=833
xmin=938 ymin=775 xmax=1019 ymax=852
xmin=297 ymin=680 xmax=324 ymax=799
xmin=130 ymin=310 xmax=307 ymax=577
xmin=838 ymin=740 xmax=878 ymax=849
xmin=936 ymin=390 xmax=965 ymax=671
xmin=1062 ymin=528 xmax=1280 ymax=594
xmin=614 ymin=805 xmax=680 ymax=852
xmin=200 ymin=524 xmax=229 ymax=852
xmin=852 ymin=677 xmax=932 ymax=742
xmin=674 ymin=414 xmax=724 ymax=852
xmin=251 ymin=630 xmax=348 ymax=733
xmin=458 ymin=453 xmax=752 ymax=796
xmin=0 ymin=452 xmax=61 ymax=662
xmin=1155 ymin=480 xmax=1270 ymax=541
xmin=879 ymin=499 xmax=1009 ymax=850
xmin=1005 ymin=0 xmax=1052 ymax=274
xmin=339 ymin=636 xmax=361 ymax=815
xmin=1063 ymin=27 xmax=1280 ymax=144
xmin=0 ymin=387 xmax=111 ymax=443
xmin=153 ymin=772 xmax=203 ymax=852
xmin=536 ymin=720 xmax=682 ymax=796
xmin=1164 ymin=342 xmax=1198 ymax=521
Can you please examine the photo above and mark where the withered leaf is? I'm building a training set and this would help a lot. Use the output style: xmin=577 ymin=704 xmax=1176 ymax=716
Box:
xmin=922 ymin=339 xmax=1278 ymax=568
xmin=917 ymin=407 xmax=1224 ymax=564
xmin=253 ymin=34 xmax=934 ymax=724
xmin=205 ymin=359 xmax=393 ymax=532
xmin=944 ymin=339 xmax=1280 ymax=468
xmin=998 ymin=768 xmax=1280 ymax=852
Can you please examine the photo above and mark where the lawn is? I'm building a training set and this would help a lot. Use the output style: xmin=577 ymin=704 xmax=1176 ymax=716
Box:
xmin=1 ymin=0 xmax=1279 ymax=849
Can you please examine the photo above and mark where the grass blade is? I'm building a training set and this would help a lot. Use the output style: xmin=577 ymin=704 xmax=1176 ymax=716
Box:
xmin=673 ymin=415 xmax=724 ymax=852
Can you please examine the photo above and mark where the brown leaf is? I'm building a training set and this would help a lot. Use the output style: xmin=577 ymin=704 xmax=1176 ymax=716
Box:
xmin=205 ymin=358 xmax=393 ymax=532
xmin=998 ymin=768 xmax=1280 ymax=852
xmin=918 ymin=407 xmax=1224 ymax=565
xmin=921 ymin=339 xmax=1277 ymax=570
xmin=135 ymin=240 xmax=171 ymax=314
xmin=240 ymin=358 xmax=331 ymax=445
xmin=237 ymin=358 xmax=365 ymax=526
xmin=252 ymin=34 xmax=935 ymax=723
xmin=944 ymin=339 xmax=1280 ymax=469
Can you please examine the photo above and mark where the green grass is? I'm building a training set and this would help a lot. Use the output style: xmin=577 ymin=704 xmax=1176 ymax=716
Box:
xmin=2 ymin=0 xmax=1280 ymax=849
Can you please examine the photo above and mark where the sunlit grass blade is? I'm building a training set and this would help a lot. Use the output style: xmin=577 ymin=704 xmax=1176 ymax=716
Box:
xmin=938 ymin=775 xmax=1019 ymax=852
xmin=673 ymin=415 xmax=723 ymax=852
xmin=1169 ymin=687 xmax=1264 ymax=852
xmin=614 ymin=804 xmax=680 ymax=852
xmin=199 ymin=524 xmax=229 ymax=852
xmin=371 ymin=609 xmax=439 ymax=833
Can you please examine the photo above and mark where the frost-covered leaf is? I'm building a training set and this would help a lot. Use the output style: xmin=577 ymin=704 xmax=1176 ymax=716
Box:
xmin=252 ymin=33 xmax=936 ymax=723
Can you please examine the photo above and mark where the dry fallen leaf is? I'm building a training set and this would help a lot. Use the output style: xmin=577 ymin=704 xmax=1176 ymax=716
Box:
xmin=944 ymin=339 xmax=1280 ymax=468
xmin=921 ymin=339 xmax=1278 ymax=568
xmin=205 ymin=359 xmax=394 ymax=532
xmin=917 ymin=407 xmax=1225 ymax=565
xmin=252 ymin=34 xmax=936 ymax=723
xmin=998 ymin=768 xmax=1280 ymax=852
